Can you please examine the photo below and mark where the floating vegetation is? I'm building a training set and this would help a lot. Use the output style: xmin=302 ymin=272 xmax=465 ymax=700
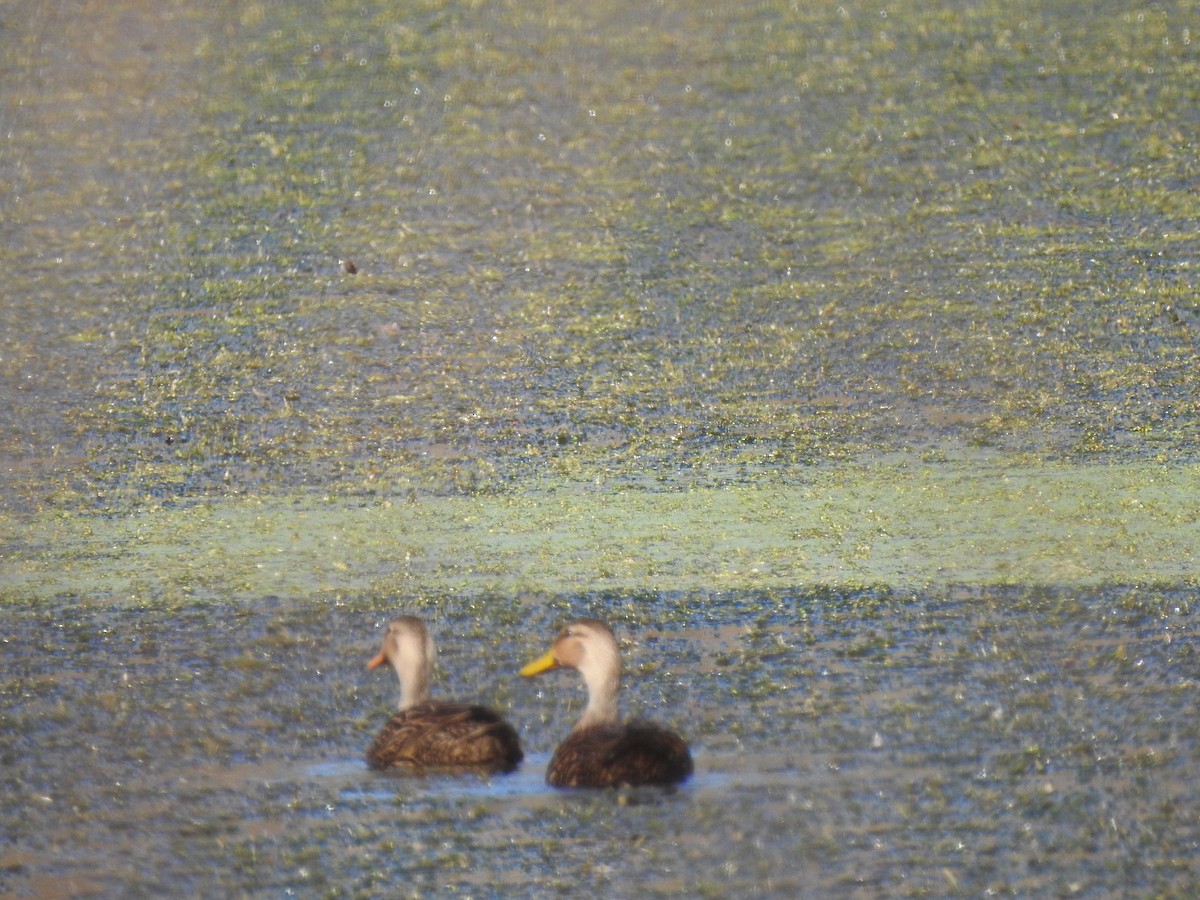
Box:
xmin=2 ymin=0 xmax=1199 ymax=896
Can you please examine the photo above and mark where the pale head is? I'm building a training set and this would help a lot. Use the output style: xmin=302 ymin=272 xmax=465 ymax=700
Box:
xmin=368 ymin=615 xmax=436 ymax=709
xmin=521 ymin=618 xmax=622 ymax=730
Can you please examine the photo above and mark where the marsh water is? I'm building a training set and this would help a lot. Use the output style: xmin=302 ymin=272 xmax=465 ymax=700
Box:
xmin=2 ymin=0 xmax=1198 ymax=896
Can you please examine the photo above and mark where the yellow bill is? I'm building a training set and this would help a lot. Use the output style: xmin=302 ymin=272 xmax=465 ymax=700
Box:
xmin=520 ymin=649 xmax=560 ymax=677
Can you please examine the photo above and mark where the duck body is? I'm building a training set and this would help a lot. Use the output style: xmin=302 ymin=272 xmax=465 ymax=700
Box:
xmin=366 ymin=700 xmax=523 ymax=773
xmin=521 ymin=618 xmax=692 ymax=788
xmin=367 ymin=616 xmax=522 ymax=774
xmin=545 ymin=721 xmax=693 ymax=788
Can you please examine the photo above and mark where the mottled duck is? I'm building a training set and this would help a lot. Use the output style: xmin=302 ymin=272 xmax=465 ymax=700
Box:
xmin=366 ymin=616 xmax=522 ymax=773
xmin=520 ymin=618 xmax=692 ymax=788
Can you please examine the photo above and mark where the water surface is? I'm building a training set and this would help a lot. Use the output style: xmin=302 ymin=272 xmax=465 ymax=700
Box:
xmin=2 ymin=0 xmax=1198 ymax=895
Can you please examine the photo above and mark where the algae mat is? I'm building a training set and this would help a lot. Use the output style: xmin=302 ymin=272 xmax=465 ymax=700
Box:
xmin=4 ymin=457 xmax=1197 ymax=604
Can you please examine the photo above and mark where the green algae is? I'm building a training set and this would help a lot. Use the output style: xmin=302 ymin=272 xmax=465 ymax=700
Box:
xmin=4 ymin=2 xmax=1200 ymax=895
xmin=3 ymin=455 xmax=1197 ymax=605
xmin=4 ymin=0 xmax=1200 ymax=517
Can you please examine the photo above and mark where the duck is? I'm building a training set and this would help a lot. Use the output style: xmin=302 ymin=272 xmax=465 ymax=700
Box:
xmin=520 ymin=617 xmax=693 ymax=788
xmin=365 ymin=616 xmax=523 ymax=773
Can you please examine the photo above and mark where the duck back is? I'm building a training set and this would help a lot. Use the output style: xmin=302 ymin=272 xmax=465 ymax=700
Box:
xmin=366 ymin=701 xmax=523 ymax=773
xmin=546 ymin=720 xmax=693 ymax=788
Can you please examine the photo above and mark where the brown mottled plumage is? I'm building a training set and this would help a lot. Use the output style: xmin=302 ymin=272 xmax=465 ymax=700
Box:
xmin=520 ymin=618 xmax=693 ymax=788
xmin=366 ymin=617 xmax=522 ymax=773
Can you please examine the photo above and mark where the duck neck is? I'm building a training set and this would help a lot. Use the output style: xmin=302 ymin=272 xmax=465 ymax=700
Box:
xmin=576 ymin=667 xmax=620 ymax=730
xmin=396 ymin=664 xmax=430 ymax=710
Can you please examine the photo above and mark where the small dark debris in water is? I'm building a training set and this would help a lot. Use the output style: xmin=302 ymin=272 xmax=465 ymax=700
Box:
xmin=340 ymin=258 xmax=358 ymax=275
xmin=1160 ymin=303 xmax=1200 ymax=329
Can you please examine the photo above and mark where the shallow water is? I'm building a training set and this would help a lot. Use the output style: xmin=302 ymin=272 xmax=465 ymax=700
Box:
xmin=2 ymin=0 xmax=1200 ymax=895
xmin=1 ymin=589 xmax=1195 ymax=896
